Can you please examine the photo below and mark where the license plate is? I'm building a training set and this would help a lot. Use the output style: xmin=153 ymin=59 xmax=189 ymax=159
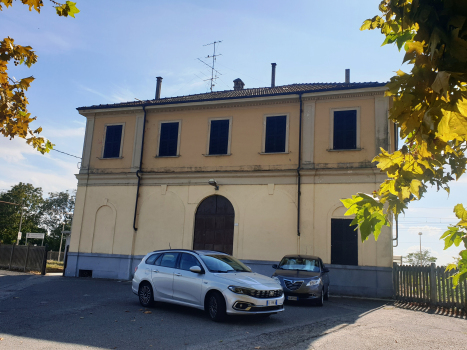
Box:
xmin=287 ymin=296 xmax=298 ymax=301
xmin=267 ymin=300 xmax=278 ymax=306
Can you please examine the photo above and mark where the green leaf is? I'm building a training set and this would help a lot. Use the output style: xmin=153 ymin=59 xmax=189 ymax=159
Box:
xmin=454 ymin=204 xmax=467 ymax=221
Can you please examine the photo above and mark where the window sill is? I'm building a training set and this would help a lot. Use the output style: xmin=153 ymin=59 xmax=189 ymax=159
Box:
xmin=327 ymin=148 xmax=362 ymax=152
xmin=155 ymin=155 xmax=180 ymax=158
xmin=203 ymin=154 xmax=231 ymax=157
xmin=259 ymin=152 xmax=290 ymax=155
xmin=98 ymin=156 xmax=123 ymax=159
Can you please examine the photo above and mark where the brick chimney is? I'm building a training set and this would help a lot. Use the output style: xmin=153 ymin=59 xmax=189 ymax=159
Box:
xmin=233 ymin=78 xmax=245 ymax=91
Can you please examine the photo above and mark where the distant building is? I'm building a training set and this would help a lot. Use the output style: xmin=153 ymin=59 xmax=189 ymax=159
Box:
xmin=66 ymin=66 xmax=395 ymax=297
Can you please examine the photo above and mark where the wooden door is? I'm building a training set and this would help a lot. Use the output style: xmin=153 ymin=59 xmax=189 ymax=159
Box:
xmin=193 ymin=195 xmax=234 ymax=255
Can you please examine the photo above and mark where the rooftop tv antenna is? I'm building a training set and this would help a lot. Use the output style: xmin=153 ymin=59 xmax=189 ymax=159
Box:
xmin=197 ymin=40 xmax=222 ymax=92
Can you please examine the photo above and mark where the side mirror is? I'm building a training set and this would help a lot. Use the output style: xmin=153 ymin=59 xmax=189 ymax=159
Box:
xmin=272 ymin=264 xmax=278 ymax=269
xmin=189 ymin=266 xmax=203 ymax=274
xmin=322 ymin=268 xmax=330 ymax=273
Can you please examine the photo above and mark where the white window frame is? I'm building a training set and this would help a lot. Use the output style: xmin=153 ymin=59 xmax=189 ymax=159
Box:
xmin=205 ymin=117 xmax=233 ymax=156
xmin=329 ymin=107 xmax=360 ymax=151
xmin=156 ymin=120 xmax=182 ymax=157
xmin=101 ymin=122 xmax=125 ymax=159
xmin=261 ymin=114 xmax=290 ymax=154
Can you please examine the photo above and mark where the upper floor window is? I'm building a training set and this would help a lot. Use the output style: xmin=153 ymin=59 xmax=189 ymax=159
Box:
xmin=264 ymin=115 xmax=288 ymax=153
xmin=102 ymin=124 xmax=124 ymax=158
xmin=331 ymin=108 xmax=360 ymax=150
xmin=158 ymin=121 xmax=181 ymax=157
xmin=208 ymin=118 xmax=231 ymax=155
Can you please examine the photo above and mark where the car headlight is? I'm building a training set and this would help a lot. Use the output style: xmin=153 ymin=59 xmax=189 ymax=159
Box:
xmin=306 ymin=278 xmax=321 ymax=287
xmin=228 ymin=286 xmax=251 ymax=294
xmin=272 ymin=276 xmax=281 ymax=284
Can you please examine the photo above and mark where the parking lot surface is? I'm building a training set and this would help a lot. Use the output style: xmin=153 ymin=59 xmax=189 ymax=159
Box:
xmin=0 ymin=271 xmax=465 ymax=349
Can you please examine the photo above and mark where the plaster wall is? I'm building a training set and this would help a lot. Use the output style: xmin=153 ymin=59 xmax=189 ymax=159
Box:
xmin=68 ymin=181 xmax=392 ymax=268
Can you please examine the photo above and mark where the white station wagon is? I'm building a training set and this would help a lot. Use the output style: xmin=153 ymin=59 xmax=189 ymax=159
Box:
xmin=132 ymin=249 xmax=285 ymax=321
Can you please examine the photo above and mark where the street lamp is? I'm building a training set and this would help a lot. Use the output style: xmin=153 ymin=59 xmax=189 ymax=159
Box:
xmin=418 ymin=232 xmax=423 ymax=265
xmin=58 ymin=212 xmax=73 ymax=262
xmin=17 ymin=206 xmax=27 ymax=245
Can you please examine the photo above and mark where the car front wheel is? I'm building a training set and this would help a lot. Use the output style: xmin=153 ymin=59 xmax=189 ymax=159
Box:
xmin=207 ymin=292 xmax=226 ymax=322
xmin=315 ymin=288 xmax=324 ymax=306
xmin=139 ymin=282 xmax=155 ymax=308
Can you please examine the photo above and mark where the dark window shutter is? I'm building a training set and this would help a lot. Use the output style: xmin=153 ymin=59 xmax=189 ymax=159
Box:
xmin=333 ymin=110 xmax=357 ymax=150
xmin=331 ymin=218 xmax=358 ymax=266
xmin=159 ymin=122 xmax=179 ymax=157
xmin=209 ymin=120 xmax=230 ymax=155
xmin=103 ymin=125 xmax=123 ymax=158
xmin=265 ymin=115 xmax=287 ymax=153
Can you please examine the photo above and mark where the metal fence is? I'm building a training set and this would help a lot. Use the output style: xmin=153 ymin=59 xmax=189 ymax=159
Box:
xmin=0 ymin=244 xmax=47 ymax=275
xmin=393 ymin=262 xmax=467 ymax=311
xmin=47 ymin=251 xmax=64 ymax=262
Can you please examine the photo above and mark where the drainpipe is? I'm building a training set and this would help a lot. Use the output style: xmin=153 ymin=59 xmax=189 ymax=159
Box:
xmin=393 ymin=217 xmax=399 ymax=247
xmin=133 ymin=105 xmax=147 ymax=231
xmin=297 ymin=94 xmax=303 ymax=248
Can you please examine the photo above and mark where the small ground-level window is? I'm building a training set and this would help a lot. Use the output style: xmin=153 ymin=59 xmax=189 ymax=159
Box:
xmin=331 ymin=218 xmax=358 ymax=266
xmin=209 ymin=119 xmax=230 ymax=155
xmin=333 ymin=109 xmax=357 ymax=150
xmin=158 ymin=121 xmax=180 ymax=157
xmin=264 ymin=115 xmax=287 ymax=153
xmin=103 ymin=124 xmax=124 ymax=158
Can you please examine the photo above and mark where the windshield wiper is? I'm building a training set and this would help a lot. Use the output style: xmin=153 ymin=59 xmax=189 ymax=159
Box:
xmin=210 ymin=270 xmax=229 ymax=273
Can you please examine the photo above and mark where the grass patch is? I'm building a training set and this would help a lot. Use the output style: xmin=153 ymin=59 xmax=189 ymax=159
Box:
xmin=46 ymin=260 xmax=64 ymax=272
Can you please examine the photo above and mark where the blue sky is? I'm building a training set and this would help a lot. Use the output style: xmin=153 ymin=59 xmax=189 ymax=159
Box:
xmin=0 ymin=0 xmax=464 ymax=264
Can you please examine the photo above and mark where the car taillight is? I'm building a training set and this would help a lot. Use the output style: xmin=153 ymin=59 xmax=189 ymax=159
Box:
xmin=134 ymin=266 xmax=138 ymax=273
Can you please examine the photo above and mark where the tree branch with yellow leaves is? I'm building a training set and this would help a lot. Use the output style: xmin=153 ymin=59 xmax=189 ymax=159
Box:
xmin=342 ymin=0 xmax=467 ymax=286
xmin=0 ymin=0 xmax=79 ymax=153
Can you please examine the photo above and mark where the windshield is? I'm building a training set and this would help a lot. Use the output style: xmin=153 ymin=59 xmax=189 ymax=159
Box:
xmin=278 ymin=257 xmax=320 ymax=272
xmin=200 ymin=254 xmax=251 ymax=273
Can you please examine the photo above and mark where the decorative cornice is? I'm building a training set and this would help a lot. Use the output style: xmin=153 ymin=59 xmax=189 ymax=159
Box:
xmin=302 ymin=91 xmax=385 ymax=102
xmin=76 ymin=167 xmax=387 ymax=187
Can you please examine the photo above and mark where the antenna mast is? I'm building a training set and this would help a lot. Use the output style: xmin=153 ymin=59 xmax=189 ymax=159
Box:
xmin=198 ymin=40 xmax=222 ymax=92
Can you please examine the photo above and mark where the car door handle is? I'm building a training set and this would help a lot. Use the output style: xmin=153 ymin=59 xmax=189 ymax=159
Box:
xmin=152 ymin=270 xmax=159 ymax=273
xmin=175 ymin=273 xmax=182 ymax=276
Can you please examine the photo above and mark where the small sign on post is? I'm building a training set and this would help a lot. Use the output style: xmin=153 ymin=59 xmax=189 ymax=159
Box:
xmin=17 ymin=231 xmax=22 ymax=241
xmin=26 ymin=232 xmax=45 ymax=246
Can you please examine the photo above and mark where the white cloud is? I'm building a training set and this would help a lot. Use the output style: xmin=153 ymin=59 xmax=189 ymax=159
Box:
xmin=404 ymin=225 xmax=444 ymax=237
xmin=0 ymin=137 xmax=37 ymax=163
xmin=43 ymin=127 xmax=85 ymax=139
xmin=77 ymin=83 xmax=138 ymax=104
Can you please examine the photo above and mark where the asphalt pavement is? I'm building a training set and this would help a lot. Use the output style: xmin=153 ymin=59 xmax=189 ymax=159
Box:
xmin=0 ymin=270 xmax=466 ymax=350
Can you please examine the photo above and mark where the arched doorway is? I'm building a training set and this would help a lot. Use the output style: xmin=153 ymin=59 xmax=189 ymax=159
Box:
xmin=193 ymin=195 xmax=235 ymax=255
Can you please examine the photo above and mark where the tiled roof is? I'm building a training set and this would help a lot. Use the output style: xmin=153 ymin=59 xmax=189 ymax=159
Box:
xmin=77 ymin=81 xmax=387 ymax=110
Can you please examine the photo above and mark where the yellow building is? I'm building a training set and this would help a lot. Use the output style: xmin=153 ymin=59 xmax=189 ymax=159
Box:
xmin=65 ymin=69 xmax=395 ymax=297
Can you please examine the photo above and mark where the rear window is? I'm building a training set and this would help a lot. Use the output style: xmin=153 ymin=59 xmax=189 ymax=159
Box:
xmin=159 ymin=253 xmax=179 ymax=268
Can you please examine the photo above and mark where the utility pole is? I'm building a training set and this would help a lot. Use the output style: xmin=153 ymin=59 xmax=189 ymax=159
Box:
xmin=197 ymin=40 xmax=222 ymax=92
xmin=58 ymin=212 xmax=72 ymax=262
xmin=18 ymin=206 xmax=26 ymax=245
